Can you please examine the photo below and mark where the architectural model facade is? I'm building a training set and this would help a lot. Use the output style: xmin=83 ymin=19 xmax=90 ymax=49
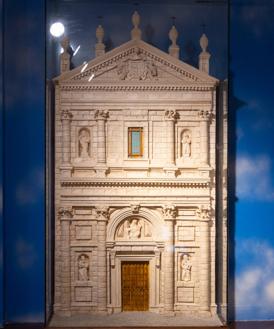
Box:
xmin=53 ymin=12 xmax=227 ymax=321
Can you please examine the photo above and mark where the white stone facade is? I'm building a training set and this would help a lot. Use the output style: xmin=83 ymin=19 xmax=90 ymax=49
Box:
xmin=53 ymin=15 xmax=227 ymax=322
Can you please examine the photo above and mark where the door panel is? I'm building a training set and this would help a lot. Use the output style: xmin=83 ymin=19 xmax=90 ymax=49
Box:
xmin=121 ymin=261 xmax=149 ymax=311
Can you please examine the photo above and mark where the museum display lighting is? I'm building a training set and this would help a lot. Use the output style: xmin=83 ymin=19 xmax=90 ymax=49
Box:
xmin=81 ymin=61 xmax=88 ymax=73
xmin=50 ymin=22 xmax=65 ymax=37
xmin=73 ymin=45 xmax=81 ymax=56
xmin=88 ymin=74 xmax=95 ymax=82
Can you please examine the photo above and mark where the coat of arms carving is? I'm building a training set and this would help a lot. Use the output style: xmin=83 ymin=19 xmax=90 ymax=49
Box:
xmin=117 ymin=47 xmax=157 ymax=81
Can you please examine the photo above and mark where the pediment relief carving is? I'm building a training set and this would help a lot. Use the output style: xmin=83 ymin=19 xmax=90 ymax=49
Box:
xmin=115 ymin=217 xmax=152 ymax=241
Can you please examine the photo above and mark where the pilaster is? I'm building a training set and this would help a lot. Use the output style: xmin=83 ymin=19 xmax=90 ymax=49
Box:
xmin=198 ymin=110 xmax=212 ymax=166
xmin=96 ymin=206 xmax=109 ymax=314
xmin=95 ymin=110 xmax=109 ymax=176
xmin=58 ymin=206 xmax=73 ymax=316
xmin=162 ymin=204 xmax=177 ymax=314
xmin=164 ymin=110 xmax=177 ymax=177
xmin=196 ymin=206 xmax=211 ymax=313
xmin=61 ymin=109 xmax=73 ymax=176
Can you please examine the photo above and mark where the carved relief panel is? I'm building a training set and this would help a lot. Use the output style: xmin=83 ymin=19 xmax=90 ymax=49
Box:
xmin=70 ymin=221 xmax=95 ymax=245
xmin=115 ymin=217 xmax=152 ymax=241
xmin=71 ymin=248 xmax=95 ymax=306
xmin=175 ymin=251 xmax=198 ymax=305
xmin=176 ymin=123 xmax=199 ymax=165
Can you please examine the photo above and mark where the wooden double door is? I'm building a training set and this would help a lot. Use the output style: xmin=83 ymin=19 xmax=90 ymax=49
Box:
xmin=121 ymin=261 xmax=149 ymax=311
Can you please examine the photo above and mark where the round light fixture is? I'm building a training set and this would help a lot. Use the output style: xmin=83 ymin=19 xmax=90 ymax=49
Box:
xmin=50 ymin=22 xmax=65 ymax=37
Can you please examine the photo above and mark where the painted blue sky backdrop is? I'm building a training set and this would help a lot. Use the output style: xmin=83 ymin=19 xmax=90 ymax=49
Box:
xmin=231 ymin=2 xmax=274 ymax=320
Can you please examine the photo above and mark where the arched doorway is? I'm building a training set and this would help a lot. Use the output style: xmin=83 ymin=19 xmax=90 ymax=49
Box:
xmin=106 ymin=208 xmax=165 ymax=314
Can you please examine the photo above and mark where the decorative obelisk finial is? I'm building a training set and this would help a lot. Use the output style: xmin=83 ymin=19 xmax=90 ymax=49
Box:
xmin=168 ymin=18 xmax=180 ymax=59
xmin=95 ymin=16 xmax=105 ymax=57
xmin=199 ymin=28 xmax=211 ymax=74
xmin=60 ymin=36 xmax=71 ymax=74
xmin=131 ymin=11 xmax=142 ymax=40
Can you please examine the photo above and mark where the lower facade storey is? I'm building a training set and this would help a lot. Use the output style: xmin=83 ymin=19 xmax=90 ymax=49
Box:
xmin=54 ymin=196 xmax=221 ymax=318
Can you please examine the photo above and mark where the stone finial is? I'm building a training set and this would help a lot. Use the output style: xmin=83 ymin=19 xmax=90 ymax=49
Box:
xmin=60 ymin=36 xmax=71 ymax=74
xmin=95 ymin=24 xmax=105 ymax=57
xmin=131 ymin=11 xmax=142 ymax=40
xmin=168 ymin=25 xmax=180 ymax=59
xmin=199 ymin=33 xmax=211 ymax=74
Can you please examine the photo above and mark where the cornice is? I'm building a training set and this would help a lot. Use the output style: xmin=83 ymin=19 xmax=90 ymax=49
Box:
xmin=60 ymin=179 xmax=210 ymax=189
xmin=59 ymin=83 xmax=214 ymax=92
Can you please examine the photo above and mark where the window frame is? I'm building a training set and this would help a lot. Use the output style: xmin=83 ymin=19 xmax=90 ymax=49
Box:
xmin=128 ymin=127 xmax=143 ymax=158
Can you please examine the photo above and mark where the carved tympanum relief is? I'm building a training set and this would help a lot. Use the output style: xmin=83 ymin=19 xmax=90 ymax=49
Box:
xmin=78 ymin=254 xmax=89 ymax=281
xmin=116 ymin=217 xmax=152 ymax=240
xmin=117 ymin=47 xmax=157 ymax=81
xmin=181 ymin=254 xmax=192 ymax=282
xmin=181 ymin=130 xmax=192 ymax=158
xmin=79 ymin=128 xmax=91 ymax=159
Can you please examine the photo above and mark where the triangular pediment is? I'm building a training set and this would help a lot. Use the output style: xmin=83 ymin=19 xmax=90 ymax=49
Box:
xmin=55 ymin=39 xmax=218 ymax=87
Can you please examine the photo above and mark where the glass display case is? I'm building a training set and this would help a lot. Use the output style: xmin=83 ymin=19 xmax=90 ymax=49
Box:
xmin=46 ymin=0 xmax=228 ymax=326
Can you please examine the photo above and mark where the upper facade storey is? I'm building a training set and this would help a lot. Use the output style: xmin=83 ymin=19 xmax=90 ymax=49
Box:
xmin=55 ymin=11 xmax=219 ymax=181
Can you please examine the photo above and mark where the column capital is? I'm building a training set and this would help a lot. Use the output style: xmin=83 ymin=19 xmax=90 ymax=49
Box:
xmin=95 ymin=206 xmax=109 ymax=221
xmin=61 ymin=109 xmax=73 ymax=121
xmin=162 ymin=204 xmax=177 ymax=220
xmin=95 ymin=109 xmax=109 ymax=121
xmin=164 ymin=109 xmax=178 ymax=121
xmin=198 ymin=109 xmax=212 ymax=121
xmin=58 ymin=206 xmax=74 ymax=219
xmin=196 ymin=205 xmax=211 ymax=221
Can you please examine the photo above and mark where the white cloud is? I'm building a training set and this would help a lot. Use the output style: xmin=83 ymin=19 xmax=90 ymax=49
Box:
xmin=236 ymin=154 xmax=274 ymax=201
xmin=236 ymin=239 xmax=274 ymax=319
xmin=15 ymin=167 xmax=44 ymax=205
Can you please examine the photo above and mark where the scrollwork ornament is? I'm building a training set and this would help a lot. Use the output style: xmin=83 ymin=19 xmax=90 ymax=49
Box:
xmin=162 ymin=204 xmax=177 ymax=219
xmin=95 ymin=206 xmax=109 ymax=221
xmin=58 ymin=206 xmax=74 ymax=218
xmin=198 ymin=110 xmax=212 ymax=121
xmin=95 ymin=109 xmax=109 ymax=120
xmin=164 ymin=109 xmax=177 ymax=121
xmin=61 ymin=109 xmax=73 ymax=121
xmin=196 ymin=205 xmax=211 ymax=220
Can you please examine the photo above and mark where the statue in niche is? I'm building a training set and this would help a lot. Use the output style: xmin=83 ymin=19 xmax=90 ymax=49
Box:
xmin=79 ymin=128 xmax=90 ymax=159
xmin=181 ymin=131 xmax=191 ymax=157
xmin=126 ymin=218 xmax=142 ymax=239
xmin=78 ymin=254 xmax=89 ymax=281
xmin=181 ymin=254 xmax=192 ymax=282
